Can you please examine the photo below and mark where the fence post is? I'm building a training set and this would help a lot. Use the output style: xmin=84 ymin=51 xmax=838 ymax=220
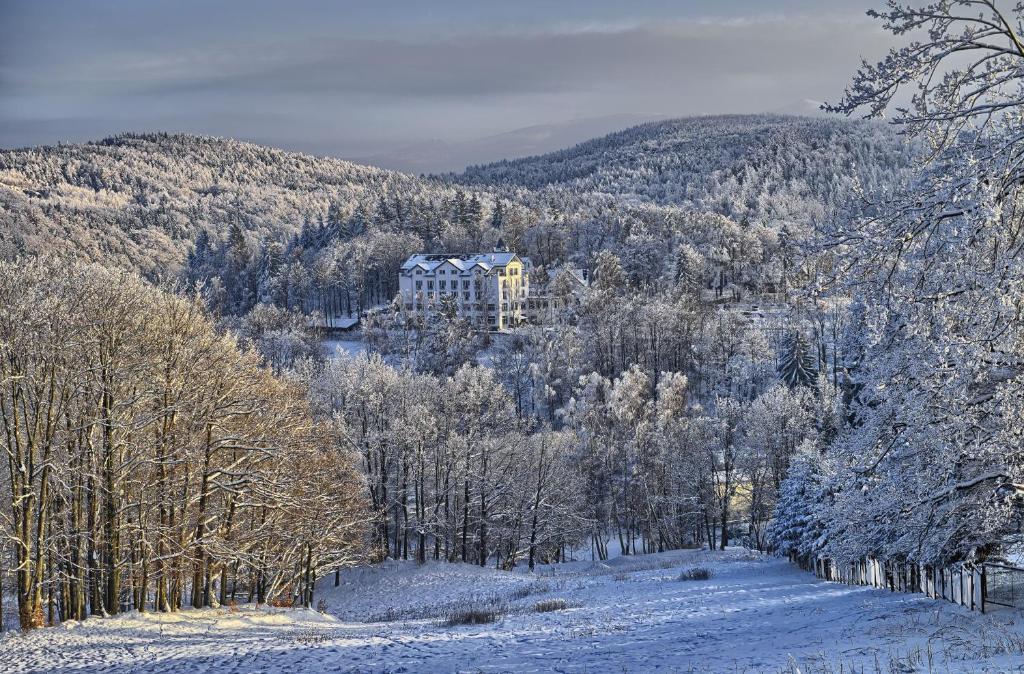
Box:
xmin=972 ymin=566 xmax=982 ymax=612
xmin=969 ymin=567 xmax=974 ymax=611
xmin=980 ymin=565 xmax=986 ymax=613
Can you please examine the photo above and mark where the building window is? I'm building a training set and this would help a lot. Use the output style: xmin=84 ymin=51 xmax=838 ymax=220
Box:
xmin=427 ymin=280 xmax=434 ymax=289
xmin=415 ymin=280 xmax=422 ymax=289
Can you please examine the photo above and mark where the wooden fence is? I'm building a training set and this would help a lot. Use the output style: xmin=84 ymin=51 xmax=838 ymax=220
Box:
xmin=802 ymin=555 xmax=987 ymax=612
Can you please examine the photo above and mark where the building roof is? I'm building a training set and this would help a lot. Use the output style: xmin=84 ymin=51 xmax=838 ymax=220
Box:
xmin=401 ymin=252 xmax=526 ymax=274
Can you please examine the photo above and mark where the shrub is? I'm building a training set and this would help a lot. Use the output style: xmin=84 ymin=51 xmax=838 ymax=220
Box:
xmin=678 ymin=567 xmax=713 ymax=581
xmin=442 ymin=605 xmax=504 ymax=626
xmin=294 ymin=628 xmax=331 ymax=645
xmin=270 ymin=596 xmax=295 ymax=608
xmin=316 ymin=598 xmax=329 ymax=614
xmin=508 ymin=580 xmax=552 ymax=600
xmin=534 ymin=599 xmax=569 ymax=613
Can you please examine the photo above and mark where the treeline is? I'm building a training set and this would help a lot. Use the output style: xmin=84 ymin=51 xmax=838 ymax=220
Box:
xmin=0 ymin=260 xmax=367 ymax=631
xmin=0 ymin=132 xmax=459 ymax=280
xmin=450 ymin=115 xmax=913 ymax=225
xmin=1 ymin=120 xmax=910 ymax=327
xmin=307 ymin=357 xmax=584 ymax=569
xmin=184 ymin=189 xmax=534 ymax=318
xmin=315 ymin=337 xmax=833 ymax=570
xmin=770 ymin=2 xmax=1024 ymax=572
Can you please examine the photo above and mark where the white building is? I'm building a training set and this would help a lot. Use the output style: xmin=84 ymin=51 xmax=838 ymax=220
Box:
xmin=399 ymin=252 xmax=530 ymax=330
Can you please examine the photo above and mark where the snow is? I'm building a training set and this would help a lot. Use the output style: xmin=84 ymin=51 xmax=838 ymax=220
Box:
xmin=4 ymin=549 xmax=1024 ymax=673
xmin=322 ymin=338 xmax=367 ymax=360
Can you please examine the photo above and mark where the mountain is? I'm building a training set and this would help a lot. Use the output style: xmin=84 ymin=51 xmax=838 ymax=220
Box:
xmin=0 ymin=132 xmax=455 ymax=279
xmin=448 ymin=114 xmax=913 ymax=224
xmin=0 ymin=116 xmax=912 ymax=300
xmin=355 ymin=114 xmax=666 ymax=174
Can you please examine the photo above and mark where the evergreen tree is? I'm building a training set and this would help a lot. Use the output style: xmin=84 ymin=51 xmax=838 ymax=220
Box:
xmin=451 ymin=190 xmax=467 ymax=226
xmin=325 ymin=201 xmax=346 ymax=240
xmin=767 ymin=442 xmax=826 ymax=561
xmin=778 ymin=331 xmax=818 ymax=391
xmin=227 ymin=221 xmax=250 ymax=271
xmin=466 ymin=194 xmax=483 ymax=227
xmin=187 ymin=229 xmax=213 ymax=283
xmin=346 ymin=204 xmax=368 ymax=240
xmin=490 ymin=199 xmax=505 ymax=229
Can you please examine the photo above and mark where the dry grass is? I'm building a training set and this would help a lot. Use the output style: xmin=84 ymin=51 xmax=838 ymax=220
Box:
xmin=677 ymin=567 xmax=713 ymax=581
xmin=442 ymin=604 xmax=504 ymax=626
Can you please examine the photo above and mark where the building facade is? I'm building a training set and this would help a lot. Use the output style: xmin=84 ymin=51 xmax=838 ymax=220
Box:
xmin=399 ymin=252 xmax=529 ymax=330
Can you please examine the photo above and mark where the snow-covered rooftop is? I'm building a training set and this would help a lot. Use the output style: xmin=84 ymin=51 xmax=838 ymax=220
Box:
xmin=401 ymin=252 xmax=524 ymax=274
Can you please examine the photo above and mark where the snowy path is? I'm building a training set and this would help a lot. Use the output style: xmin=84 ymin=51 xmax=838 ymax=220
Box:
xmin=2 ymin=549 xmax=1022 ymax=673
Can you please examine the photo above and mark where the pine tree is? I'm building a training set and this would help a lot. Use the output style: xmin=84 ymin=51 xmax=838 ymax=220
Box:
xmin=778 ymin=331 xmax=818 ymax=390
xmin=227 ymin=222 xmax=250 ymax=270
xmin=325 ymin=201 xmax=346 ymax=240
xmin=346 ymin=204 xmax=368 ymax=240
xmin=490 ymin=199 xmax=505 ymax=229
xmin=451 ymin=190 xmax=467 ymax=226
xmin=466 ymin=194 xmax=483 ymax=226
xmin=767 ymin=442 xmax=825 ymax=561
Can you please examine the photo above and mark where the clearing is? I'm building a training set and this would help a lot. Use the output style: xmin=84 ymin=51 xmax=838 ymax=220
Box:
xmin=2 ymin=549 xmax=1022 ymax=673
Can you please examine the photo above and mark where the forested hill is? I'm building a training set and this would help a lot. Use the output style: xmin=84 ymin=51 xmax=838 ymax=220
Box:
xmin=0 ymin=133 xmax=450 ymax=279
xmin=0 ymin=119 xmax=912 ymax=282
xmin=447 ymin=115 xmax=914 ymax=224
xmin=0 ymin=118 xmax=912 ymax=317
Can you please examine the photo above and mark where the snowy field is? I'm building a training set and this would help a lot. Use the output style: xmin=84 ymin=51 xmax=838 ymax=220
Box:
xmin=322 ymin=338 xmax=368 ymax=360
xmin=3 ymin=549 xmax=1024 ymax=673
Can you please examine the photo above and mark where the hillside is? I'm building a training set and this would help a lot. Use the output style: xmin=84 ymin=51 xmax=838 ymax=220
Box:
xmin=3 ymin=550 xmax=1016 ymax=672
xmin=0 ymin=133 xmax=452 ymax=279
xmin=449 ymin=114 xmax=913 ymax=224
xmin=0 ymin=118 xmax=913 ymax=284
xmin=0 ymin=118 xmax=913 ymax=319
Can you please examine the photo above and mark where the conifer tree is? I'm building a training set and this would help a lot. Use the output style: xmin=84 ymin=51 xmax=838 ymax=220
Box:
xmin=778 ymin=332 xmax=818 ymax=391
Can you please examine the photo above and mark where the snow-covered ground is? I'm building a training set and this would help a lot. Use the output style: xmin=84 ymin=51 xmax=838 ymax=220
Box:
xmin=322 ymin=338 xmax=368 ymax=360
xmin=3 ymin=549 xmax=1024 ymax=673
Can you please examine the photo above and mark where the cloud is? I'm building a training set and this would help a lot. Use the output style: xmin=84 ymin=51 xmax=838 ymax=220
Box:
xmin=0 ymin=8 xmax=892 ymax=165
xmin=6 ymin=16 xmax=886 ymax=99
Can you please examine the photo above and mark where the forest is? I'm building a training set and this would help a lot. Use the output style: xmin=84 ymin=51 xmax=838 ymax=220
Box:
xmin=5 ymin=0 xmax=1024 ymax=639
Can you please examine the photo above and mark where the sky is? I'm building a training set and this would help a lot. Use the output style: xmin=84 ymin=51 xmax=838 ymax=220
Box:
xmin=0 ymin=0 xmax=892 ymax=172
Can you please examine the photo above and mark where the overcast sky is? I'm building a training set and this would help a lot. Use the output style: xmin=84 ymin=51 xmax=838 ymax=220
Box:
xmin=0 ymin=0 xmax=891 ymax=170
